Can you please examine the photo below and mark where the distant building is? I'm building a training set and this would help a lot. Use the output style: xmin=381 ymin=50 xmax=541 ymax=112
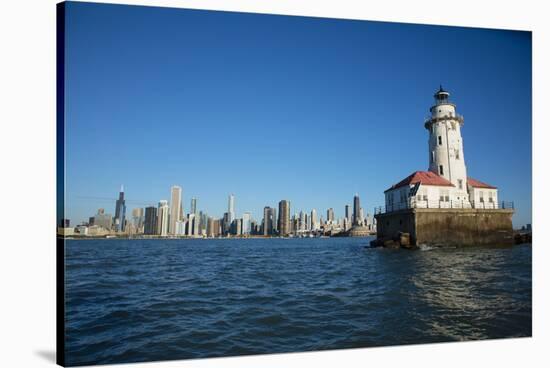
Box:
xmin=190 ymin=197 xmax=197 ymax=215
xmin=199 ymin=211 xmax=207 ymax=235
xmin=75 ymin=225 xmax=88 ymax=235
xmin=278 ymin=200 xmax=291 ymax=236
xmin=187 ymin=213 xmax=200 ymax=237
xmin=242 ymin=212 xmax=252 ymax=235
xmin=236 ymin=219 xmax=243 ymax=236
xmin=212 ymin=219 xmax=221 ymax=237
xmin=175 ymin=220 xmax=186 ymax=236
xmin=94 ymin=208 xmax=112 ymax=231
xmin=206 ymin=217 xmax=214 ymax=237
xmin=345 ymin=204 xmax=351 ymax=224
xmin=327 ymin=208 xmax=335 ymax=224
xmin=87 ymin=225 xmax=109 ymax=237
xmin=250 ymin=220 xmax=259 ymax=235
xmin=144 ymin=206 xmax=157 ymax=235
xmin=343 ymin=217 xmax=351 ymax=231
xmin=353 ymin=194 xmax=361 ymax=226
xmin=132 ymin=208 xmax=144 ymax=233
xmin=157 ymin=200 xmax=169 ymax=236
xmin=57 ymin=226 xmax=74 ymax=236
xmin=310 ymin=209 xmax=318 ymax=230
xmin=228 ymin=194 xmax=235 ymax=224
xmin=222 ymin=212 xmax=230 ymax=235
xmin=299 ymin=211 xmax=306 ymax=231
xmin=272 ymin=207 xmax=277 ymax=233
xmin=169 ymin=185 xmax=182 ymax=235
xmin=114 ymin=185 xmax=126 ymax=232
xmin=263 ymin=206 xmax=275 ymax=235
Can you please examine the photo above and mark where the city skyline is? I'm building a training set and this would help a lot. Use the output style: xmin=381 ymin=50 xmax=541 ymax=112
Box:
xmin=68 ymin=183 xmax=377 ymax=226
xmin=63 ymin=2 xmax=532 ymax=227
xmin=69 ymin=185 xmax=374 ymax=232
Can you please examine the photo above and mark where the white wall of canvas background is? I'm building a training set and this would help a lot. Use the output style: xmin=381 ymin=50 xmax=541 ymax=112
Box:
xmin=0 ymin=0 xmax=548 ymax=367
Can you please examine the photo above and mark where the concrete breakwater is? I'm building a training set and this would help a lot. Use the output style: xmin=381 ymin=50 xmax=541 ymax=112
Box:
xmin=372 ymin=208 xmax=515 ymax=249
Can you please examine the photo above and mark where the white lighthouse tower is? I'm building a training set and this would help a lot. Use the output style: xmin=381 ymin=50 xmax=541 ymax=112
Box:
xmin=425 ymin=86 xmax=469 ymax=202
xmin=383 ymin=86 xmax=499 ymax=212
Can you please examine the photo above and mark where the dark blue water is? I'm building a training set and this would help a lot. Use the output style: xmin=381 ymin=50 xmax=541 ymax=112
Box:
xmin=65 ymin=238 xmax=532 ymax=366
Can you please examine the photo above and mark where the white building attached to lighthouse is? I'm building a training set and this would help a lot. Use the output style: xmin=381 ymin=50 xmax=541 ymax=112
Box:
xmin=384 ymin=86 xmax=499 ymax=211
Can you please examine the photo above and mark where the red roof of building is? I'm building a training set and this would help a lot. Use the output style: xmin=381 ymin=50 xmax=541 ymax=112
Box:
xmin=385 ymin=171 xmax=455 ymax=192
xmin=467 ymin=177 xmax=497 ymax=189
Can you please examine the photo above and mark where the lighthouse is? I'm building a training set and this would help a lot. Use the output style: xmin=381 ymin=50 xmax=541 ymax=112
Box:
xmin=374 ymin=86 xmax=514 ymax=248
xmin=382 ymin=86 xmax=500 ymax=212
xmin=425 ymin=86 xmax=469 ymax=202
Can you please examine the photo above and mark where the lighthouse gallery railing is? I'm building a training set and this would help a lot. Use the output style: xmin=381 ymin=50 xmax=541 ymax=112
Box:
xmin=374 ymin=199 xmax=514 ymax=215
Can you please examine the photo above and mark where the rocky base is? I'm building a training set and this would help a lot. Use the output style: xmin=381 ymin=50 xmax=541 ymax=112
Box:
xmin=370 ymin=232 xmax=416 ymax=250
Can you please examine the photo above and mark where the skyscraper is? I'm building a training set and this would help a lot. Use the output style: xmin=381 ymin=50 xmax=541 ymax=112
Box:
xmin=114 ymin=185 xmax=126 ymax=232
xmin=353 ymin=194 xmax=361 ymax=226
xmin=132 ymin=207 xmax=144 ymax=233
xmin=236 ymin=218 xmax=243 ymax=236
xmin=242 ymin=212 xmax=252 ymax=235
xmin=187 ymin=213 xmax=200 ymax=236
xmin=222 ymin=212 xmax=230 ymax=235
xmin=228 ymin=194 xmax=235 ymax=223
xmin=169 ymin=185 xmax=182 ymax=235
xmin=345 ymin=204 xmax=352 ymax=223
xmin=94 ymin=208 xmax=113 ymax=231
xmin=327 ymin=208 xmax=335 ymax=223
xmin=263 ymin=206 xmax=274 ymax=236
xmin=144 ymin=206 xmax=157 ymax=235
xmin=190 ymin=197 xmax=197 ymax=215
xmin=299 ymin=211 xmax=306 ymax=231
xmin=310 ymin=209 xmax=318 ymax=230
xmin=157 ymin=200 xmax=170 ymax=236
xmin=278 ymin=200 xmax=290 ymax=236
xmin=200 ymin=211 xmax=207 ymax=235
xmin=206 ymin=217 xmax=214 ymax=237
xmin=272 ymin=207 xmax=277 ymax=232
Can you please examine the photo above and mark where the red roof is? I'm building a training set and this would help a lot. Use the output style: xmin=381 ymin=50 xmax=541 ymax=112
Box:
xmin=385 ymin=171 xmax=455 ymax=192
xmin=467 ymin=177 xmax=497 ymax=189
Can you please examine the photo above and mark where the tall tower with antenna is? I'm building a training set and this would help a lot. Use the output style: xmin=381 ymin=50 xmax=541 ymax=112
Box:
xmin=114 ymin=184 xmax=126 ymax=232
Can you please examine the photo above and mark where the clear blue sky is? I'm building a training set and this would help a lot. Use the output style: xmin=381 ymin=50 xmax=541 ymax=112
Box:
xmin=64 ymin=2 xmax=532 ymax=227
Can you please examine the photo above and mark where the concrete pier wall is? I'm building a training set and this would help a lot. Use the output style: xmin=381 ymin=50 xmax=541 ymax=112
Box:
xmin=375 ymin=208 xmax=514 ymax=247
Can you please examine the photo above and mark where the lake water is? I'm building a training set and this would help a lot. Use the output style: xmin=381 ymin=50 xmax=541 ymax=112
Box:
xmin=64 ymin=237 xmax=532 ymax=366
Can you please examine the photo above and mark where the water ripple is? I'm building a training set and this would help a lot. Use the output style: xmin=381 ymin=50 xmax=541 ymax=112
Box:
xmin=65 ymin=238 xmax=531 ymax=366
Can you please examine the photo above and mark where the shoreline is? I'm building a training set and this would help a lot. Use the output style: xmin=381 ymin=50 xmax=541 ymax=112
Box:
xmin=59 ymin=234 xmax=375 ymax=240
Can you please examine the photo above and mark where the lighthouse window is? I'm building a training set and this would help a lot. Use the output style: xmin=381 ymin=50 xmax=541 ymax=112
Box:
xmin=456 ymin=150 xmax=460 ymax=160
xmin=458 ymin=179 xmax=463 ymax=190
xmin=439 ymin=165 xmax=444 ymax=175
xmin=431 ymin=151 xmax=435 ymax=163
xmin=438 ymin=136 xmax=442 ymax=145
